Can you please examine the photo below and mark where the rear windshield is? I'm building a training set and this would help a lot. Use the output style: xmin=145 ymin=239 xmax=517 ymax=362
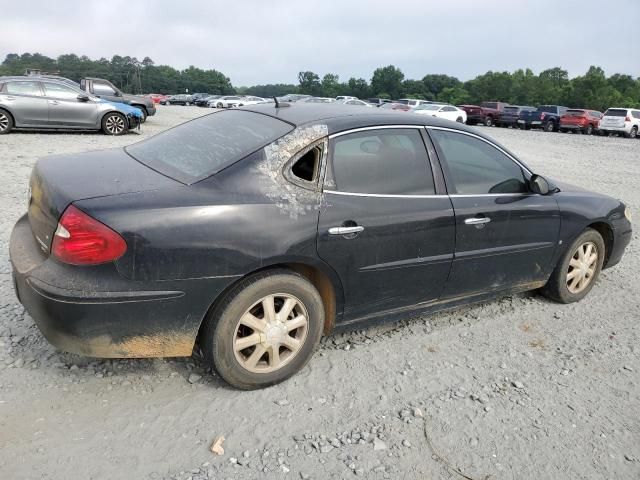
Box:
xmin=126 ymin=110 xmax=293 ymax=184
xmin=504 ymin=106 xmax=519 ymax=112
xmin=537 ymin=106 xmax=557 ymax=113
xmin=481 ymin=102 xmax=498 ymax=109
xmin=566 ymin=109 xmax=585 ymax=115
xmin=603 ymin=109 xmax=627 ymax=117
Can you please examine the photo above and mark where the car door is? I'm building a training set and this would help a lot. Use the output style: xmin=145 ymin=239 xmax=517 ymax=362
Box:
xmin=1 ymin=80 xmax=48 ymax=126
xmin=316 ymin=127 xmax=455 ymax=321
xmin=440 ymin=106 xmax=459 ymax=122
xmin=42 ymin=82 xmax=98 ymax=127
xmin=428 ymin=127 xmax=560 ymax=297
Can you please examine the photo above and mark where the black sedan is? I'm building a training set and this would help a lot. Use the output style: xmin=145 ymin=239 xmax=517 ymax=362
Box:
xmin=10 ymin=104 xmax=632 ymax=389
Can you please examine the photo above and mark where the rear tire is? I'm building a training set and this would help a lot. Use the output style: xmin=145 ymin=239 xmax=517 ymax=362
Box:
xmin=586 ymin=124 xmax=593 ymax=135
xmin=544 ymin=120 xmax=556 ymax=132
xmin=201 ymin=270 xmax=325 ymax=390
xmin=101 ymin=112 xmax=127 ymax=136
xmin=456 ymin=117 xmax=464 ymax=123
xmin=484 ymin=116 xmax=493 ymax=127
xmin=628 ymin=126 xmax=638 ymax=139
xmin=540 ymin=228 xmax=605 ymax=304
xmin=0 ymin=109 xmax=13 ymax=134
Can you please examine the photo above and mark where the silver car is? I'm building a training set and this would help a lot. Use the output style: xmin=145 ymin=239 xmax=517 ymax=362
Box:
xmin=0 ymin=76 xmax=141 ymax=135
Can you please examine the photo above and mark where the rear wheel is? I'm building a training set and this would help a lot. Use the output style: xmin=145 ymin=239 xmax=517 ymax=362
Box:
xmin=201 ymin=270 xmax=325 ymax=390
xmin=586 ymin=124 xmax=594 ymax=135
xmin=0 ymin=110 xmax=13 ymax=134
xmin=628 ymin=126 xmax=638 ymax=139
xmin=217 ymin=102 xmax=223 ymax=108
xmin=544 ymin=120 xmax=556 ymax=132
xmin=456 ymin=116 xmax=464 ymax=123
xmin=166 ymin=101 xmax=171 ymax=106
xmin=541 ymin=228 xmax=605 ymax=303
xmin=101 ymin=112 xmax=127 ymax=135
xmin=484 ymin=116 xmax=493 ymax=127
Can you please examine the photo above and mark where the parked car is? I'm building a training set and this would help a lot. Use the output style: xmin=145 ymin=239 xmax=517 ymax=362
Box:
xmin=303 ymin=97 xmax=335 ymax=103
xmin=278 ymin=94 xmax=312 ymax=102
xmin=190 ymin=93 xmax=210 ymax=104
xmin=336 ymin=96 xmax=358 ymax=101
xmin=79 ymin=78 xmax=156 ymax=122
xmin=396 ymin=98 xmax=433 ymax=108
xmin=518 ymin=105 xmax=568 ymax=132
xmin=499 ymin=106 xmax=536 ymax=128
xmin=367 ymin=98 xmax=393 ymax=106
xmin=195 ymin=95 xmax=221 ymax=107
xmin=379 ymin=102 xmax=412 ymax=111
xmin=209 ymin=95 xmax=243 ymax=108
xmin=559 ymin=109 xmax=602 ymax=135
xmin=414 ymin=104 xmax=467 ymax=123
xmin=10 ymin=104 xmax=632 ymax=389
xmin=334 ymin=99 xmax=373 ymax=107
xmin=599 ymin=108 xmax=640 ymax=138
xmin=0 ymin=76 xmax=142 ymax=135
xmin=161 ymin=94 xmax=193 ymax=106
xmin=459 ymin=101 xmax=510 ymax=127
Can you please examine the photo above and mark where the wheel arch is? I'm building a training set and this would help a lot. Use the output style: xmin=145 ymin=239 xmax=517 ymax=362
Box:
xmin=586 ymin=221 xmax=614 ymax=267
xmin=0 ymin=106 xmax=15 ymax=124
xmin=196 ymin=259 xmax=345 ymax=346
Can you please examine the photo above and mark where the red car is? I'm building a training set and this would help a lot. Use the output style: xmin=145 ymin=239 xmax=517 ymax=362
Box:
xmin=559 ymin=109 xmax=602 ymax=135
xmin=379 ymin=102 xmax=412 ymax=112
xmin=146 ymin=94 xmax=168 ymax=104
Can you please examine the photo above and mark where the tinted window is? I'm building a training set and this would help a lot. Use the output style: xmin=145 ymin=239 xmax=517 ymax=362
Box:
xmin=442 ymin=106 xmax=456 ymax=112
xmin=127 ymin=110 xmax=293 ymax=184
xmin=604 ymin=109 xmax=627 ymax=117
xmin=5 ymin=81 xmax=41 ymax=96
xmin=632 ymin=111 xmax=640 ymax=119
xmin=93 ymin=83 xmax=116 ymax=95
xmin=43 ymin=82 xmax=81 ymax=99
xmin=481 ymin=102 xmax=498 ymax=109
xmin=538 ymin=106 xmax=558 ymax=113
xmin=330 ymin=129 xmax=435 ymax=195
xmin=504 ymin=107 xmax=519 ymax=112
xmin=430 ymin=130 xmax=527 ymax=195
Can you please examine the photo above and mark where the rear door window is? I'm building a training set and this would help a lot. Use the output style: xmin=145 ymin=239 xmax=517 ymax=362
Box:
xmin=5 ymin=81 xmax=42 ymax=96
xmin=329 ymin=128 xmax=435 ymax=195
xmin=126 ymin=110 xmax=293 ymax=184
xmin=430 ymin=129 xmax=527 ymax=195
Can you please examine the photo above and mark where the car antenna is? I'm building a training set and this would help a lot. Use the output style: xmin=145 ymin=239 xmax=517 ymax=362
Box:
xmin=273 ymin=97 xmax=290 ymax=108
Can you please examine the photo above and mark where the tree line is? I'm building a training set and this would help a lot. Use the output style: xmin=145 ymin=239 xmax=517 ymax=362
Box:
xmin=2 ymin=53 xmax=639 ymax=111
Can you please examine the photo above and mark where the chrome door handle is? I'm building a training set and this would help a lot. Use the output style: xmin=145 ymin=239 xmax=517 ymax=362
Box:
xmin=328 ymin=226 xmax=364 ymax=235
xmin=464 ymin=217 xmax=491 ymax=225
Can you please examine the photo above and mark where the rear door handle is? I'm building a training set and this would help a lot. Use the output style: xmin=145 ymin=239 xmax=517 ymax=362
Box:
xmin=464 ymin=217 xmax=491 ymax=225
xmin=328 ymin=226 xmax=364 ymax=235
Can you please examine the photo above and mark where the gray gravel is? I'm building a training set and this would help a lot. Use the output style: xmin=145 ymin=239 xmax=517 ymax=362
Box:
xmin=0 ymin=107 xmax=638 ymax=479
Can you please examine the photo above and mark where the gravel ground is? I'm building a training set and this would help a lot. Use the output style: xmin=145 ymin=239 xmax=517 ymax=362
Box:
xmin=0 ymin=107 xmax=638 ymax=480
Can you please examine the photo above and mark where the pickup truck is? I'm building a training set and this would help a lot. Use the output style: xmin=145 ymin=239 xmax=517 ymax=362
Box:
xmin=517 ymin=105 xmax=568 ymax=132
xmin=499 ymin=106 xmax=536 ymax=128
xmin=458 ymin=101 xmax=510 ymax=127
xmin=79 ymin=77 xmax=156 ymax=122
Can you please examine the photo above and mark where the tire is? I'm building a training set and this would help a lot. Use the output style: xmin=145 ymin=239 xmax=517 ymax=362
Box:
xmin=628 ymin=126 xmax=638 ymax=139
xmin=559 ymin=128 xmax=566 ymax=133
xmin=484 ymin=116 xmax=493 ymax=127
xmin=101 ymin=112 xmax=128 ymax=136
xmin=544 ymin=120 xmax=556 ymax=132
xmin=0 ymin=109 xmax=13 ymax=134
xmin=456 ymin=116 xmax=464 ymax=123
xmin=185 ymin=102 xmax=191 ymax=106
xmin=586 ymin=124 xmax=593 ymax=135
xmin=201 ymin=270 xmax=325 ymax=390
xmin=166 ymin=101 xmax=171 ymax=106
xmin=541 ymin=228 xmax=605 ymax=304
xmin=217 ymin=102 xmax=223 ymax=108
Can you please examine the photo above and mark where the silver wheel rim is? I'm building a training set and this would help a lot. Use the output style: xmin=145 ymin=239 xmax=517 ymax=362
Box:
xmin=233 ymin=293 xmax=309 ymax=374
xmin=0 ymin=113 xmax=9 ymax=131
xmin=567 ymin=241 xmax=598 ymax=294
xmin=105 ymin=115 xmax=125 ymax=134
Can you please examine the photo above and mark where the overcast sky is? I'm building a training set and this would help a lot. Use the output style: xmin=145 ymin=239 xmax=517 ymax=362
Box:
xmin=3 ymin=0 xmax=639 ymax=86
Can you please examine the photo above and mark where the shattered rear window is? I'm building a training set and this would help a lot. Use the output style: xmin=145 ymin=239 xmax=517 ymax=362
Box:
xmin=126 ymin=110 xmax=293 ymax=184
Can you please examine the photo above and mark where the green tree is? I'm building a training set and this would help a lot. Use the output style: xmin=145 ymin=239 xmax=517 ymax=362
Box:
xmin=321 ymin=73 xmax=340 ymax=98
xmin=371 ymin=65 xmax=404 ymax=99
xmin=297 ymin=71 xmax=321 ymax=95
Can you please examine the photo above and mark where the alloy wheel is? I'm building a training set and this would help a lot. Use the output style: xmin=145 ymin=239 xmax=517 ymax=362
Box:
xmin=566 ymin=241 xmax=598 ymax=294
xmin=233 ymin=293 xmax=309 ymax=373
xmin=631 ymin=127 xmax=638 ymax=139
xmin=105 ymin=115 xmax=125 ymax=134
xmin=0 ymin=112 xmax=9 ymax=132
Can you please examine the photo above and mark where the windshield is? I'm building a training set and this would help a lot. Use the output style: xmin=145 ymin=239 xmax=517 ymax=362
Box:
xmin=417 ymin=105 xmax=440 ymax=111
xmin=126 ymin=110 xmax=293 ymax=184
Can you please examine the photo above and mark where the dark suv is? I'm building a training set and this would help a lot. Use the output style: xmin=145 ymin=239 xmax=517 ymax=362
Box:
xmin=518 ymin=105 xmax=568 ymax=132
xmin=80 ymin=78 xmax=156 ymax=121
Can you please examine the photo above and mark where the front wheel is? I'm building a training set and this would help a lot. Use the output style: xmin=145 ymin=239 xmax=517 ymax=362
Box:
xmin=101 ymin=112 xmax=127 ymax=135
xmin=456 ymin=117 xmax=464 ymax=123
xmin=201 ymin=270 xmax=325 ymax=390
xmin=0 ymin=110 xmax=13 ymax=134
xmin=541 ymin=228 xmax=605 ymax=303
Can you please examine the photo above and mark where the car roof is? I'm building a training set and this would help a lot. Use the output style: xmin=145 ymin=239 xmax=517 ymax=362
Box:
xmin=242 ymin=103 xmax=484 ymax=136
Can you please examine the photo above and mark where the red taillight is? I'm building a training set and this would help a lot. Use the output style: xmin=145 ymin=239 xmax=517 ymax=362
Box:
xmin=625 ymin=116 xmax=631 ymax=122
xmin=51 ymin=205 xmax=127 ymax=265
xmin=540 ymin=113 xmax=546 ymax=120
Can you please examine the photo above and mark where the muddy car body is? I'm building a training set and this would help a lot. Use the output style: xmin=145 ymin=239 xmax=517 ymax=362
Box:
xmin=10 ymin=104 xmax=632 ymax=389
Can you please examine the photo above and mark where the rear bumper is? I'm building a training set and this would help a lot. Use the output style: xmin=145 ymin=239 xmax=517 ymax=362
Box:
xmin=599 ymin=125 xmax=630 ymax=134
xmin=560 ymin=124 xmax=586 ymax=130
xmin=9 ymin=214 xmax=235 ymax=358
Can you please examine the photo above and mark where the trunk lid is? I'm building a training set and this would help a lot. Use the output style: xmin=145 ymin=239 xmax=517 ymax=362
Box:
xmin=27 ymin=148 xmax=179 ymax=253
xmin=601 ymin=109 xmax=627 ymax=128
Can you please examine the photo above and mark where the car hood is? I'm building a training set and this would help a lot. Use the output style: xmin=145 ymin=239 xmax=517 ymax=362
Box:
xmin=122 ymin=93 xmax=154 ymax=108
xmin=98 ymin=99 xmax=143 ymax=118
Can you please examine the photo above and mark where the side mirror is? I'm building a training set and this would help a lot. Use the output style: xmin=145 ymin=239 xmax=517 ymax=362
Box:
xmin=530 ymin=174 xmax=550 ymax=195
xmin=77 ymin=93 xmax=90 ymax=102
